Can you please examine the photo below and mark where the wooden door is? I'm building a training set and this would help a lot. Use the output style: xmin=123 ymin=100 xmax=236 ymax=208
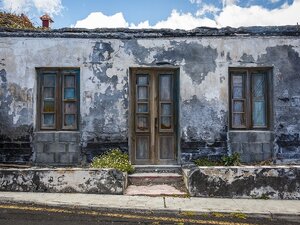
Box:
xmin=130 ymin=68 xmax=178 ymax=165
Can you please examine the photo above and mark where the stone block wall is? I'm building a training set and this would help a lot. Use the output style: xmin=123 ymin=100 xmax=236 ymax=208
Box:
xmin=228 ymin=131 xmax=274 ymax=163
xmin=33 ymin=132 xmax=80 ymax=165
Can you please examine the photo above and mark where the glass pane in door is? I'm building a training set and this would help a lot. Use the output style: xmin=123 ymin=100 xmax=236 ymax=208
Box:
xmin=159 ymin=75 xmax=172 ymax=100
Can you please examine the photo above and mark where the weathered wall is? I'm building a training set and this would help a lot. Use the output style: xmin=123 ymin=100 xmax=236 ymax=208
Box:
xmin=185 ymin=166 xmax=300 ymax=199
xmin=0 ymin=168 xmax=126 ymax=194
xmin=0 ymin=28 xmax=299 ymax=164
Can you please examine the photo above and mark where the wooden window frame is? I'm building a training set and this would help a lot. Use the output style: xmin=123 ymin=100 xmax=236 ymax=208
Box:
xmin=37 ymin=68 xmax=80 ymax=131
xmin=229 ymin=68 xmax=271 ymax=130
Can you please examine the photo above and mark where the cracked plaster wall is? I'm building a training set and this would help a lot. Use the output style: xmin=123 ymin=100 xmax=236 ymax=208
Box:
xmin=0 ymin=36 xmax=299 ymax=164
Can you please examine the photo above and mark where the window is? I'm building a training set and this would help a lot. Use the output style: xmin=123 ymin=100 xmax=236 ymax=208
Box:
xmin=229 ymin=68 xmax=270 ymax=129
xmin=37 ymin=68 xmax=80 ymax=130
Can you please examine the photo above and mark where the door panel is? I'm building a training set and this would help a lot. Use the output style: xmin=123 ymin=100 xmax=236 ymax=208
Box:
xmin=136 ymin=136 xmax=150 ymax=160
xmin=131 ymin=68 xmax=178 ymax=165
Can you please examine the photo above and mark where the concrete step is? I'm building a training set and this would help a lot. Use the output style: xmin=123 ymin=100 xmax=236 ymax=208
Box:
xmin=128 ymin=172 xmax=183 ymax=186
xmin=124 ymin=184 xmax=187 ymax=196
xmin=127 ymin=166 xmax=187 ymax=196
xmin=133 ymin=165 xmax=182 ymax=174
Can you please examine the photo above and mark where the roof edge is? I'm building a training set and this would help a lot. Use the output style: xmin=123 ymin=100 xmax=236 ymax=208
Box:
xmin=0 ymin=25 xmax=299 ymax=39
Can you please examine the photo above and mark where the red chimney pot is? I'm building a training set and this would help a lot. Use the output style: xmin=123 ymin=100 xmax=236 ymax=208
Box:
xmin=40 ymin=14 xmax=54 ymax=29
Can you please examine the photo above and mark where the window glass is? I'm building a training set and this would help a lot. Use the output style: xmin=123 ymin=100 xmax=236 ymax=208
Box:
xmin=43 ymin=114 xmax=54 ymax=126
xmin=64 ymin=88 xmax=75 ymax=99
xmin=253 ymin=101 xmax=266 ymax=126
xmin=232 ymin=75 xmax=244 ymax=98
xmin=252 ymin=73 xmax=266 ymax=126
xmin=65 ymin=114 xmax=75 ymax=126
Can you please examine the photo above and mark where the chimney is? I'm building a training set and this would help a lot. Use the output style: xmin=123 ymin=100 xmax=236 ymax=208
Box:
xmin=40 ymin=14 xmax=54 ymax=29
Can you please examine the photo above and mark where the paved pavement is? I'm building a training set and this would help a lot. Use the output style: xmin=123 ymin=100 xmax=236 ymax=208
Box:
xmin=0 ymin=192 xmax=299 ymax=223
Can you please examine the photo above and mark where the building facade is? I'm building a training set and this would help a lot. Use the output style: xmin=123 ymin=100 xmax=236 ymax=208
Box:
xmin=0 ymin=26 xmax=299 ymax=165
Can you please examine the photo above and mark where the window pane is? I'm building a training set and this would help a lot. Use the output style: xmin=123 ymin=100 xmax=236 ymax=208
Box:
xmin=137 ymin=103 xmax=148 ymax=113
xmin=233 ymin=113 xmax=245 ymax=127
xmin=161 ymin=103 xmax=172 ymax=116
xmin=64 ymin=88 xmax=75 ymax=99
xmin=43 ymin=101 xmax=55 ymax=112
xmin=160 ymin=75 xmax=172 ymax=100
xmin=44 ymin=75 xmax=55 ymax=87
xmin=44 ymin=87 xmax=54 ymax=99
xmin=64 ymin=102 xmax=77 ymax=114
xmin=137 ymin=86 xmax=148 ymax=100
xmin=65 ymin=114 xmax=75 ymax=126
xmin=232 ymin=75 xmax=244 ymax=98
xmin=65 ymin=75 xmax=75 ymax=88
xmin=161 ymin=116 xmax=172 ymax=129
xmin=137 ymin=75 xmax=148 ymax=85
xmin=43 ymin=114 xmax=54 ymax=126
xmin=253 ymin=101 xmax=266 ymax=126
xmin=233 ymin=101 xmax=244 ymax=112
xmin=137 ymin=116 xmax=148 ymax=131
xmin=252 ymin=74 xmax=265 ymax=98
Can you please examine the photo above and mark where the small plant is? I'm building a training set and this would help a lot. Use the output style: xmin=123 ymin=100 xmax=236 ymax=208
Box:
xmin=252 ymin=193 xmax=270 ymax=200
xmin=211 ymin=212 xmax=226 ymax=218
xmin=221 ymin=152 xmax=241 ymax=166
xmin=194 ymin=158 xmax=222 ymax=166
xmin=90 ymin=149 xmax=134 ymax=173
xmin=230 ymin=212 xmax=247 ymax=219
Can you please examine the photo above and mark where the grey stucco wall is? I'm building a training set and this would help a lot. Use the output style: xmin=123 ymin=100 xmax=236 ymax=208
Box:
xmin=0 ymin=29 xmax=299 ymax=164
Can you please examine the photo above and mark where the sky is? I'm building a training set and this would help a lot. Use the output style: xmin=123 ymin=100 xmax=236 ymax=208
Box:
xmin=0 ymin=0 xmax=299 ymax=30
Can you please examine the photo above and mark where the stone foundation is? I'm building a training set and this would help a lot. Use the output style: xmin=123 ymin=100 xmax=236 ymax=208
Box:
xmin=184 ymin=166 xmax=300 ymax=199
xmin=0 ymin=168 xmax=126 ymax=194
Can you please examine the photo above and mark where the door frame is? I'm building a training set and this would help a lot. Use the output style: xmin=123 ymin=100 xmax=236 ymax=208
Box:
xmin=129 ymin=67 xmax=180 ymax=165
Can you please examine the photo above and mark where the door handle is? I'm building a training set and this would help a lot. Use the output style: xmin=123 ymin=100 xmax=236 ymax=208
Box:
xmin=155 ymin=117 xmax=158 ymax=129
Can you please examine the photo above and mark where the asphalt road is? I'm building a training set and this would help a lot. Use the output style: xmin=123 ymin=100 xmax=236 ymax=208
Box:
xmin=0 ymin=204 xmax=298 ymax=225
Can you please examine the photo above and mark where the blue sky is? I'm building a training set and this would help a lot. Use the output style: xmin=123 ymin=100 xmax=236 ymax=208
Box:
xmin=1 ymin=0 xmax=299 ymax=29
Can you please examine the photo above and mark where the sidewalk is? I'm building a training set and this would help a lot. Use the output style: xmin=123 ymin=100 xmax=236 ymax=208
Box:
xmin=0 ymin=192 xmax=299 ymax=222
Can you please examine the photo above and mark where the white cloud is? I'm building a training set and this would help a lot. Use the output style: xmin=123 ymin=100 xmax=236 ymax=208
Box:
xmin=1 ymin=0 xmax=63 ymax=15
xmin=2 ymin=0 xmax=31 ymax=14
xmin=32 ymin=0 xmax=63 ymax=15
xmin=73 ymin=0 xmax=300 ymax=30
xmin=189 ymin=0 xmax=202 ymax=4
xmin=130 ymin=21 xmax=151 ymax=29
xmin=196 ymin=4 xmax=221 ymax=17
xmin=222 ymin=0 xmax=238 ymax=7
xmin=74 ymin=12 xmax=129 ymax=29
xmin=270 ymin=0 xmax=280 ymax=3
xmin=74 ymin=10 xmax=217 ymax=30
xmin=152 ymin=10 xmax=217 ymax=29
xmin=216 ymin=0 xmax=300 ymax=27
